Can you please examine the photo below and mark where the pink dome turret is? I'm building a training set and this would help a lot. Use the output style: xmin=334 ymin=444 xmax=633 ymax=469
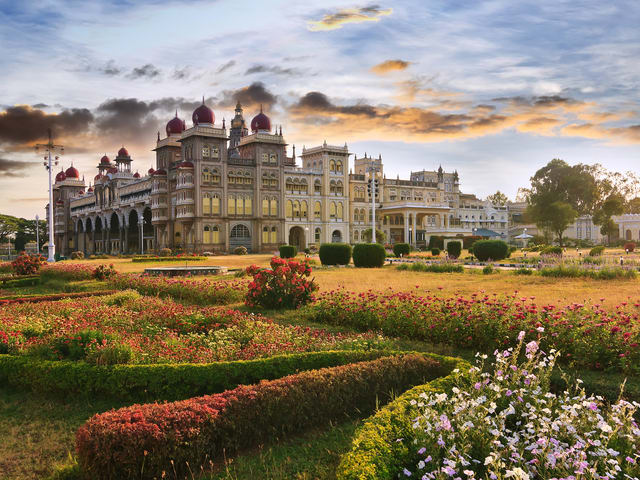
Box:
xmin=117 ymin=146 xmax=129 ymax=157
xmin=65 ymin=165 xmax=79 ymax=178
xmin=100 ymin=155 xmax=110 ymax=165
xmin=166 ymin=111 xmax=186 ymax=135
xmin=133 ymin=171 xmax=141 ymax=178
xmin=55 ymin=170 xmax=66 ymax=182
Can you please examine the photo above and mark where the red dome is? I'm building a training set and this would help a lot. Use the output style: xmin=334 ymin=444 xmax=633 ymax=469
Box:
xmin=166 ymin=114 xmax=186 ymax=135
xmin=117 ymin=146 xmax=129 ymax=157
xmin=133 ymin=172 xmax=141 ymax=178
xmin=251 ymin=108 xmax=271 ymax=132
xmin=94 ymin=173 xmax=102 ymax=181
xmin=107 ymin=167 xmax=117 ymax=174
xmin=88 ymin=186 xmax=94 ymax=193
xmin=153 ymin=168 xmax=167 ymax=176
xmin=148 ymin=167 xmax=155 ymax=175
xmin=192 ymin=99 xmax=214 ymax=125
xmin=178 ymin=161 xmax=194 ymax=168
xmin=100 ymin=155 xmax=110 ymax=165
xmin=55 ymin=171 xmax=66 ymax=182
xmin=65 ymin=166 xmax=79 ymax=178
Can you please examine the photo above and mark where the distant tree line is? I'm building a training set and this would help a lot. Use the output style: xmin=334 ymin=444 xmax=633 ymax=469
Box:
xmin=0 ymin=214 xmax=48 ymax=252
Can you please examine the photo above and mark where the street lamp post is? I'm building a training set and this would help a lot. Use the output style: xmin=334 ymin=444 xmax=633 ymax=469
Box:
xmin=366 ymin=166 xmax=379 ymax=243
xmin=35 ymin=128 xmax=64 ymax=263
xmin=35 ymin=214 xmax=40 ymax=255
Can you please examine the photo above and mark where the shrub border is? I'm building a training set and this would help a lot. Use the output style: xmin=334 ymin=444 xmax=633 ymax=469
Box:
xmin=0 ymin=350 xmax=394 ymax=401
xmin=336 ymin=354 xmax=471 ymax=480
xmin=0 ymin=290 xmax=116 ymax=305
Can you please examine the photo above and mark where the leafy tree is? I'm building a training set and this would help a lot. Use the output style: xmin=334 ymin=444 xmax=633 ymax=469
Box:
xmin=361 ymin=228 xmax=385 ymax=244
xmin=593 ymin=194 xmax=625 ymax=244
xmin=486 ymin=190 xmax=509 ymax=206
xmin=628 ymin=197 xmax=640 ymax=214
xmin=0 ymin=214 xmax=20 ymax=244
xmin=529 ymin=201 xmax=577 ymax=247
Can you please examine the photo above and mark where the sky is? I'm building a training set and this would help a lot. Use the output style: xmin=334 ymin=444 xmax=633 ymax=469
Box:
xmin=1 ymin=0 xmax=639 ymax=218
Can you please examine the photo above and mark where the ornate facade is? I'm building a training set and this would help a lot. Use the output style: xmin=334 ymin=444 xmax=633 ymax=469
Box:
xmin=49 ymin=99 xmax=512 ymax=256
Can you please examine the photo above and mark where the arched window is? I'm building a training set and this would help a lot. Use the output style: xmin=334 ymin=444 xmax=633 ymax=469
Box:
xmin=337 ymin=202 xmax=343 ymax=220
xmin=262 ymin=226 xmax=269 ymax=244
xmin=315 ymin=227 xmax=321 ymax=243
xmin=230 ymin=224 xmax=250 ymax=238
xmin=286 ymin=200 xmax=293 ymax=219
xmin=336 ymin=160 xmax=343 ymax=173
xmin=202 ymin=194 xmax=211 ymax=215
xmin=329 ymin=160 xmax=336 ymax=172
xmin=301 ymin=200 xmax=308 ymax=219
xmin=270 ymin=226 xmax=277 ymax=243
xmin=336 ymin=180 xmax=343 ymax=196
xmin=212 ymin=225 xmax=220 ymax=243
xmin=330 ymin=180 xmax=336 ymax=195
xmin=314 ymin=179 xmax=322 ymax=195
xmin=285 ymin=177 xmax=294 ymax=194
xmin=212 ymin=195 xmax=220 ymax=215
xmin=354 ymin=230 xmax=359 ymax=241
xmin=330 ymin=202 xmax=336 ymax=219
xmin=211 ymin=169 xmax=220 ymax=184
xmin=203 ymin=225 xmax=211 ymax=243
xmin=270 ymin=198 xmax=277 ymax=216
xmin=314 ymin=201 xmax=322 ymax=219
xmin=244 ymin=196 xmax=252 ymax=215
xmin=293 ymin=200 xmax=301 ymax=218
xmin=228 ymin=196 xmax=236 ymax=215
xmin=262 ymin=198 xmax=269 ymax=216
xmin=202 ymin=168 xmax=210 ymax=183
xmin=202 ymin=145 xmax=210 ymax=158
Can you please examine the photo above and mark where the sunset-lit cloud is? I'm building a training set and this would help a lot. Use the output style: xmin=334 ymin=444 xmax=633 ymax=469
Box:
xmin=307 ymin=5 xmax=392 ymax=31
xmin=370 ymin=59 xmax=410 ymax=75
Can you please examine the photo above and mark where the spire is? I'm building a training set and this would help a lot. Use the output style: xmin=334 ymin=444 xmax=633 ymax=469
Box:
xmin=279 ymin=125 xmax=282 ymax=136
xmin=292 ymin=144 xmax=296 ymax=160
xmin=260 ymin=103 xmax=263 ymax=113
xmin=157 ymin=131 xmax=160 ymax=141
xmin=222 ymin=117 xmax=226 ymax=128
xmin=202 ymin=95 xmax=205 ymax=105
xmin=175 ymin=109 xmax=178 ymax=117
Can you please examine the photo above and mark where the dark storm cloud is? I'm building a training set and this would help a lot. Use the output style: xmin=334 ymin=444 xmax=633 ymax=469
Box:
xmin=127 ymin=64 xmax=161 ymax=79
xmin=172 ymin=67 xmax=190 ymax=80
xmin=245 ymin=65 xmax=298 ymax=76
xmin=99 ymin=60 xmax=122 ymax=76
xmin=0 ymin=158 xmax=36 ymax=177
xmin=492 ymin=95 xmax=579 ymax=108
xmin=32 ymin=103 xmax=49 ymax=109
xmin=295 ymin=92 xmax=379 ymax=117
xmin=0 ymin=106 xmax=94 ymax=145
xmin=216 ymin=82 xmax=277 ymax=108
xmin=216 ymin=60 xmax=235 ymax=74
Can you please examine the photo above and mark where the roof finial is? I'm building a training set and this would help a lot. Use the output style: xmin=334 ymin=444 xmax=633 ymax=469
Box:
xmin=175 ymin=109 xmax=178 ymax=117
xmin=260 ymin=103 xmax=263 ymax=113
xmin=222 ymin=117 xmax=226 ymax=128
xmin=202 ymin=95 xmax=205 ymax=104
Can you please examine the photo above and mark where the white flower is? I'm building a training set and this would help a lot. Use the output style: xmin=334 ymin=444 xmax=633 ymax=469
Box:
xmin=505 ymin=467 xmax=530 ymax=479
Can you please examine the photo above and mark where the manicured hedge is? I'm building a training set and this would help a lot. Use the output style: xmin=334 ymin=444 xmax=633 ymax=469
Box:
xmin=392 ymin=243 xmax=410 ymax=257
xmin=541 ymin=245 xmax=563 ymax=255
xmin=428 ymin=236 xmax=444 ymax=250
xmin=446 ymin=240 xmax=461 ymax=259
xmin=396 ymin=262 xmax=463 ymax=273
xmin=131 ymin=256 xmax=206 ymax=263
xmin=279 ymin=245 xmax=297 ymax=259
xmin=353 ymin=243 xmax=386 ymax=268
xmin=431 ymin=248 xmax=440 ymax=256
xmin=471 ymin=239 xmax=509 ymax=261
xmin=0 ymin=350 xmax=388 ymax=401
xmin=76 ymin=353 xmax=442 ymax=480
xmin=589 ymin=245 xmax=605 ymax=256
xmin=319 ymin=243 xmax=352 ymax=265
xmin=336 ymin=354 xmax=470 ymax=480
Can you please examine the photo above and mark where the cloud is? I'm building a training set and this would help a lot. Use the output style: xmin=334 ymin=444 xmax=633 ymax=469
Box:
xmin=245 ymin=65 xmax=299 ymax=76
xmin=370 ymin=59 xmax=410 ymax=75
xmin=99 ymin=60 xmax=122 ymax=76
xmin=307 ymin=5 xmax=392 ymax=31
xmin=0 ymin=105 xmax=94 ymax=145
xmin=561 ymin=123 xmax=640 ymax=144
xmin=172 ymin=67 xmax=190 ymax=80
xmin=216 ymin=60 xmax=235 ymax=74
xmin=216 ymin=82 xmax=277 ymax=108
xmin=0 ymin=158 xmax=37 ymax=177
xmin=127 ymin=64 xmax=161 ymax=79
xmin=295 ymin=92 xmax=378 ymax=117
xmin=32 ymin=103 xmax=49 ymax=109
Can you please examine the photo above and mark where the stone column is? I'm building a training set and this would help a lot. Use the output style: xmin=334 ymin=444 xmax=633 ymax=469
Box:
xmin=404 ymin=212 xmax=410 ymax=244
xmin=139 ymin=223 xmax=144 ymax=254
xmin=412 ymin=213 xmax=417 ymax=247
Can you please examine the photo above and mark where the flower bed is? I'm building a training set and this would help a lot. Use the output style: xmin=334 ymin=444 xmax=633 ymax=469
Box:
xmin=40 ymin=263 xmax=95 ymax=282
xmin=0 ymin=261 xmax=13 ymax=274
xmin=131 ymin=255 xmax=207 ymax=262
xmin=107 ymin=273 xmax=246 ymax=305
xmin=246 ymin=257 xmax=317 ymax=309
xmin=307 ymin=290 xmax=640 ymax=374
xmin=0 ymin=290 xmax=115 ymax=305
xmin=0 ymin=292 xmax=387 ymax=364
xmin=76 ymin=353 xmax=442 ymax=480
xmin=402 ymin=337 xmax=640 ymax=480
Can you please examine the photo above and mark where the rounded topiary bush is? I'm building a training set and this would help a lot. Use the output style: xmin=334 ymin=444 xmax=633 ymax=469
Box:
xmin=319 ymin=243 xmax=352 ymax=265
xmin=71 ymin=251 xmax=85 ymax=260
xmin=352 ymin=243 xmax=386 ymax=268
xmin=233 ymin=246 xmax=248 ymax=255
xmin=159 ymin=248 xmax=172 ymax=257
xmin=472 ymin=239 xmax=509 ymax=261
xmin=541 ymin=245 xmax=563 ymax=256
xmin=446 ymin=241 xmax=462 ymax=259
xmin=431 ymin=247 xmax=440 ymax=256
xmin=279 ymin=245 xmax=297 ymax=259
xmin=589 ymin=245 xmax=605 ymax=256
xmin=393 ymin=243 xmax=410 ymax=257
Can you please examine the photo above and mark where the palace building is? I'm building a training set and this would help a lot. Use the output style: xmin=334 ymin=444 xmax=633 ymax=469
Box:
xmin=48 ymin=99 xmax=512 ymax=256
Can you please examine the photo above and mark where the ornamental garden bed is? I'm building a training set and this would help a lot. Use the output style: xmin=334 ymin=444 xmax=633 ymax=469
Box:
xmin=131 ymin=255 xmax=207 ymax=263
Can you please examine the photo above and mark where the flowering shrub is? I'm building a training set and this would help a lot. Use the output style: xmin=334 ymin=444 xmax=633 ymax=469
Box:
xmin=11 ymin=252 xmax=46 ymax=275
xmin=308 ymin=290 xmax=640 ymax=373
xmin=245 ymin=257 xmax=317 ymax=309
xmin=131 ymin=255 xmax=206 ymax=262
xmin=76 ymin=353 xmax=440 ymax=480
xmin=92 ymin=264 xmax=116 ymax=280
xmin=107 ymin=273 xmax=246 ymax=305
xmin=403 ymin=335 xmax=640 ymax=479
xmin=0 ymin=293 xmax=387 ymax=364
xmin=40 ymin=263 xmax=94 ymax=282
xmin=0 ymin=262 xmax=13 ymax=274
xmin=0 ymin=290 xmax=114 ymax=305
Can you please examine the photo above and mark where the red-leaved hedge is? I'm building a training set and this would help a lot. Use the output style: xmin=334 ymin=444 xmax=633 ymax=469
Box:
xmin=0 ymin=290 xmax=115 ymax=305
xmin=76 ymin=353 xmax=440 ymax=479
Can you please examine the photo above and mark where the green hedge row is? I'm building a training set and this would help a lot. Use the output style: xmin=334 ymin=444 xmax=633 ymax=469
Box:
xmin=471 ymin=239 xmax=509 ymax=261
xmin=319 ymin=243 xmax=352 ymax=265
xmin=336 ymin=354 xmax=471 ymax=480
xmin=392 ymin=243 xmax=410 ymax=257
xmin=279 ymin=245 xmax=297 ymax=258
xmin=353 ymin=243 xmax=386 ymax=268
xmin=131 ymin=256 xmax=206 ymax=263
xmin=0 ymin=350 xmax=390 ymax=401
xmin=76 ymin=352 xmax=444 ymax=480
